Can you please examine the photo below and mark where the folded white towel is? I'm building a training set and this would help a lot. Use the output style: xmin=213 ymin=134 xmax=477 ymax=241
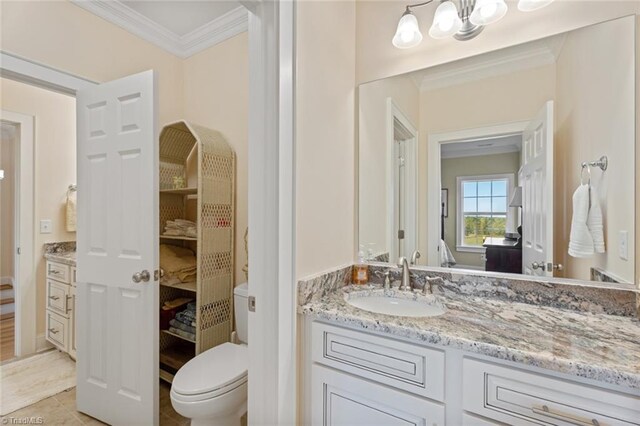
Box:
xmin=568 ymin=184 xmax=594 ymax=258
xmin=587 ymin=185 xmax=605 ymax=253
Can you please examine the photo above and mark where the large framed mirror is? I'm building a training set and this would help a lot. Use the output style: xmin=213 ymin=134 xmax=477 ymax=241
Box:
xmin=358 ymin=15 xmax=636 ymax=284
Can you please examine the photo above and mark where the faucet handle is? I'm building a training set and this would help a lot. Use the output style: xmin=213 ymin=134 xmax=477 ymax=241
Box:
xmin=424 ymin=276 xmax=444 ymax=294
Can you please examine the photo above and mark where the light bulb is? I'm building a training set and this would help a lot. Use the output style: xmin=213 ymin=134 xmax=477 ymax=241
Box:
xmin=392 ymin=11 xmax=423 ymax=48
xmin=439 ymin=17 xmax=454 ymax=32
xmin=469 ymin=0 xmax=507 ymax=26
xmin=480 ymin=2 xmax=497 ymax=18
xmin=429 ymin=1 xmax=463 ymax=39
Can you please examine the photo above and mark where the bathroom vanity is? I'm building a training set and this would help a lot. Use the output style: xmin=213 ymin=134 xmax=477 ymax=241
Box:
xmin=298 ymin=268 xmax=640 ymax=425
xmin=44 ymin=242 xmax=77 ymax=359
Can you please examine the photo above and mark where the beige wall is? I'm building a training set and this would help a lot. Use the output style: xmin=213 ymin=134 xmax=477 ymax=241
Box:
xmin=356 ymin=1 xmax=640 ymax=84
xmin=418 ymin=65 xmax=556 ymax=264
xmin=0 ymin=0 xmax=183 ymax=124
xmin=0 ymin=123 xmax=16 ymax=281
xmin=296 ymin=0 xmax=356 ymax=279
xmin=1 ymin=78 xmax=76 ymax=334
xmin=183 ymin=33 xmax=249 ymax=286
xmin=555 ymin=17 xmax=635 ymax=283
xmin=358 ymin=74 xmax=419 ymax=258
xmin=441 ymin=152 xmax=521 ymax=268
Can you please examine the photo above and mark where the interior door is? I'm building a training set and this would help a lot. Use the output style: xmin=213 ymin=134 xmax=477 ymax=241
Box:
xmin=521 ymin=101 xmax=553 ymax=277
xmin=76 ymin=70 xmax=158 ymax=425
xmin=393 ymin=136 xmax=417 ymax=261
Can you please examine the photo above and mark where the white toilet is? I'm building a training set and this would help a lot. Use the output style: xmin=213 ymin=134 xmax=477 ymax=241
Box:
xmin=170 ymin=283 xmax=249 ymax=426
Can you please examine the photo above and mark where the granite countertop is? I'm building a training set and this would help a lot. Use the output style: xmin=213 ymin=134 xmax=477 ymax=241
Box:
xmin=300 ymin=284 xmax=640 ymax=391
xmin=43 ymin=242 xmax=77 ymax=266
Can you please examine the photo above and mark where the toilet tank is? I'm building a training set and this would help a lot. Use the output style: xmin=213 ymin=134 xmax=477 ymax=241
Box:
xmin=234 ymin=283 xmax=249 ymax=344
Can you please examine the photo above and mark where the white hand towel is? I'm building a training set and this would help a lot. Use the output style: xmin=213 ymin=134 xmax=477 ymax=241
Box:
xmin=65 ymin=189 xmax=77 ymax=232
xmin=568 ymin=184 xmax=594 ymax=258
xmin=587 ymin=185 xmax=605 ymax=253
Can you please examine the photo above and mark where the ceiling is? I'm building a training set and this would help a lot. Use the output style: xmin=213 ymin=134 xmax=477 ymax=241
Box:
xmin=72 ymin=0 xmax=247 ymax=58
xmin=441 ymin=134 xmax=523 ymax=159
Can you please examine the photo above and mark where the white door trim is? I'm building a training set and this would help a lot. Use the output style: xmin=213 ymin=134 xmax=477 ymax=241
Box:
xmin=246 ymin=0 xmax=296 ymax=423
xmin=0 ymin=110 xmax=35 ymax=357
xmin=386 ymin=98 xmax=418 ymax=261
xmin=427 ymin=121 xmax=527 ymax=266
xmin=1 ymin=7 xmax=297 ymax=420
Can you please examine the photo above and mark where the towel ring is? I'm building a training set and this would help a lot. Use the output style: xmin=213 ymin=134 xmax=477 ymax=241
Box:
xmin=580 ymin=163 xmax=591 ymax=186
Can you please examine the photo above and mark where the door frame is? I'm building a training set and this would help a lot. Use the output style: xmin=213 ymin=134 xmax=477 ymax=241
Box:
xmin=386 ymin=98 xmax=418 ymax=261
xmin=1 ymin=1 xmax=296 ymax=422
xmin=427 ymin=121 xmax=527 ymax=266
xmin=0 ymin=109 xmax=35 ymax=357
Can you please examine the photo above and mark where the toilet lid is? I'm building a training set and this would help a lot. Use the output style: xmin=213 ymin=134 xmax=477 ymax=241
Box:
xmin=172 ymin=343 xmax=248 ymax=396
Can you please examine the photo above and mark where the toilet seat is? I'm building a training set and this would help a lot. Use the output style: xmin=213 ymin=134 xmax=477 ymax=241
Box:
xmin=172 ymin=342 xmax=248 ymax=402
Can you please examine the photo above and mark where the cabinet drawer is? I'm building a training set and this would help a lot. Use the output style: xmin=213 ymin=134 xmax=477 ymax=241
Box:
xmin=463 ymin=358 xmax=640 ymax=425
xmin=47 ymin=261 xmax=70 ymax=284
xmin=46 ymin=310 xmax=68 ymax=351
xmin=312 ymin=364 xmax=445 ymax=426
xmin=46 ymin=279 xmax=70 ymax=316
xmin=312 ymin=322 xmax=445 ymax=401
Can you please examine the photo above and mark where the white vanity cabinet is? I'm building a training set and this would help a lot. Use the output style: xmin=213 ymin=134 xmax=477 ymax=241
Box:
xmin=45 ymin=261 xmax=76 ymax=359
xmin=304 ymin=319 xmax=640 ymax=426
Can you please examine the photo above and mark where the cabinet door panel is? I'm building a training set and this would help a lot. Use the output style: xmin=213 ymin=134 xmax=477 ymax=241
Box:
xmin=312 ymin=365 xmax=445 ymax=426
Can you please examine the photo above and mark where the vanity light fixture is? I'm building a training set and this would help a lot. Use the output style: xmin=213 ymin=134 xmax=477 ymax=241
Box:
xmin=393 ymin=0 xmax=554 ymax=47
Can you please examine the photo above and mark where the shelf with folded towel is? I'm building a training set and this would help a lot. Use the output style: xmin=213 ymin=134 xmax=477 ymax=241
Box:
xmin=162 ymin=329 xmax=196 ymax=344
xmin=160 ymin=235 xmax=197 ymax=241
xmin=160 ymin=187 xmax=198 ymax=195
xmin=160 ymin=280 xmax=196 ymax=292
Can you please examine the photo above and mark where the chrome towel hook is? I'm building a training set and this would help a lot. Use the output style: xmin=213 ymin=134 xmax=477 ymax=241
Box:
xmin=580 ymin=155 xmax=608 ymax=185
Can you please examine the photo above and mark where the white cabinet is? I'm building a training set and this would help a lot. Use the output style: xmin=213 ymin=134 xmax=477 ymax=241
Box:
xmin=305 ymin=319 xmax=640 ymax=426
xmin=312 ymin=365 xmax=445 ymax=426
xmin=463 ymin=358 xmax=640 ymax=426
xmin=45 ymin=260 xmax=76 ymax=359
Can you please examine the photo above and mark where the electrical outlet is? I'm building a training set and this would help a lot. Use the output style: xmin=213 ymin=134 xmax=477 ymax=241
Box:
xmin=619 ymin=231 xmax=629 ymax=261
xmin=40 ymin=219 xmax=52 ymax=234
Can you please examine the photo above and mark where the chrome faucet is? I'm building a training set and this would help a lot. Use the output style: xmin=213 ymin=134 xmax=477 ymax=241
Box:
xmin=410 ymin=250 xmax=421 ymax=265
xmin=397 ymin=257 xmax=411 ymax=291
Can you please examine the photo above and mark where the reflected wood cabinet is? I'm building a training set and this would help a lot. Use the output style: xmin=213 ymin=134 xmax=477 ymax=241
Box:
xmin=303 ymin=320 xmax=640 ymax=425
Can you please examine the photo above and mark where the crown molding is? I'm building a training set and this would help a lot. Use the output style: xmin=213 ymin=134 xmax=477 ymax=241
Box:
xmin=418 ymin=39 xmax=559 ymax=91
xmin=71 ymin=1 xmax=248 ymax=59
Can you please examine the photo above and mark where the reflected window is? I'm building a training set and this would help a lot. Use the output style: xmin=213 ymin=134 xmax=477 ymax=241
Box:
xmin=457 ymin=174 xmax=513 ymax=249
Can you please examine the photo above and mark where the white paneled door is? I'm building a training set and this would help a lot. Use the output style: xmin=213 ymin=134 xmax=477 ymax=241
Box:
xmin=76 ymin=70 xmax=159 ymax=425
xmin=521 ymin=101 xmax=553 ymax=277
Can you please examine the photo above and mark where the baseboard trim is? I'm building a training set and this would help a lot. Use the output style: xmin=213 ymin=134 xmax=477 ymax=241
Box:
xmin=36 ymin=333 xmax=53 ymax=352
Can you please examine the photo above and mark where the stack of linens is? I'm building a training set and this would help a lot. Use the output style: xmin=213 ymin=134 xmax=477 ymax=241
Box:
xmin=169 ymin=302 xmax=196 ymax=341
xmin=160 ymin=244 xmax=196 ymax=284
xmin=163 ymin=219 xmax=197 ymax=238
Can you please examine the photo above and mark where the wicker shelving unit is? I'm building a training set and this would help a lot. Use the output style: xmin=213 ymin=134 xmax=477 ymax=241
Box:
xmin=158 ymin=121 xmax=235 ymax=383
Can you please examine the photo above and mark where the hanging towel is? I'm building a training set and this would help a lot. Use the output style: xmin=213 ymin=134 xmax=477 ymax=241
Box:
xmin=587 ymin=185 xmax=605 ymax=253
xmin=65 ymin=188 xmax=77 ymax=232
xmin=568 ymin=184 xmax=595 ymax=257
xmin=439 ymin=239 xmax=457 ymax=267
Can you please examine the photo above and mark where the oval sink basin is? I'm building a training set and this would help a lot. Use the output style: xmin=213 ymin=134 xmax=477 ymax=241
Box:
xmin=346 ymin=293 xmax=447 ymax=318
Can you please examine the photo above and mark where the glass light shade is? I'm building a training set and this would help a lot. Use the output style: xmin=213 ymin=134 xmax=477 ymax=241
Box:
xmin=428 ymin=1 xmax=463 ymax=39
xmin=470 ymin=0 xmax=508 ymax=26
xmin=517 ymin=0 xmax=554 ymax=12
xmin=392 ymin=11 xmax=423 ymax=49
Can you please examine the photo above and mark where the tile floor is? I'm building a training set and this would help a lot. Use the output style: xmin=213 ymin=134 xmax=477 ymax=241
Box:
xmin=0 ymin=382 xmax=189 ymax=425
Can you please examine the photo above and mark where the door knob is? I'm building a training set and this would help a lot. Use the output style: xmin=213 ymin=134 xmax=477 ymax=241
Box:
xmin=531 ymin=261 xmax=546 ymax=271
xmin=132 ymin=270 xmax=151 ymax=283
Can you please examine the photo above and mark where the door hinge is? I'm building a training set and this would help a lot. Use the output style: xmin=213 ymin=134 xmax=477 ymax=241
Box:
xmin=398 ymin=230 xmax=405 ymax=240
xmin=248 ymin=296 xmax=256 ymax=312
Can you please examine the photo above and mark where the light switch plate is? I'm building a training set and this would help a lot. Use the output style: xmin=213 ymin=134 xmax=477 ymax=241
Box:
xmin=40 ymin=219 xmax=52 ymax=234
xmin=619 ymin=231 xmax=628 ymax=261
